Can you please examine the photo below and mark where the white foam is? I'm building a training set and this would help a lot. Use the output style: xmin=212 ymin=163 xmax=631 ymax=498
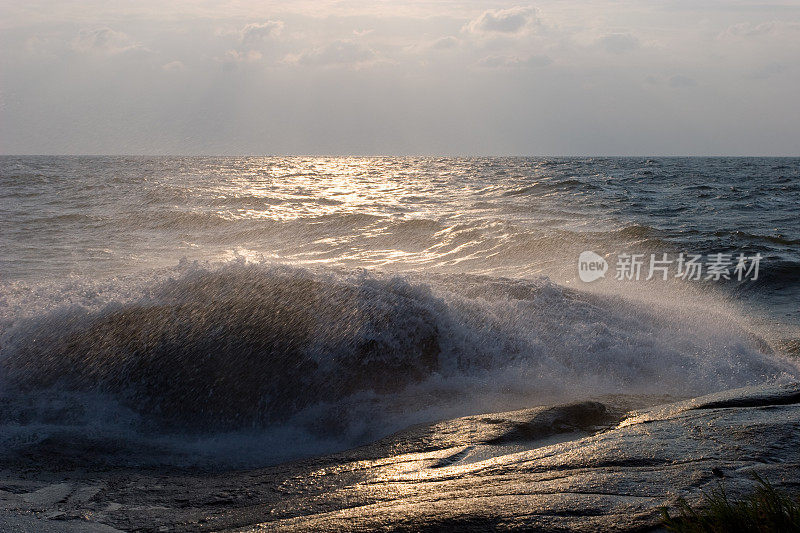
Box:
xmin=0 ymin=260 xmax=796 ymax=468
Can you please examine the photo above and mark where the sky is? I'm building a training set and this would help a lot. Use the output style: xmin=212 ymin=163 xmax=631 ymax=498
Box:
xmin=1 ymin=0 xmax=799 ymax=155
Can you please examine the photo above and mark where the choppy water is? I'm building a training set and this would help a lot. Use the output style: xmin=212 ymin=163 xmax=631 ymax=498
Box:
xmin=0 ymin=156 xmax=798 ymax=468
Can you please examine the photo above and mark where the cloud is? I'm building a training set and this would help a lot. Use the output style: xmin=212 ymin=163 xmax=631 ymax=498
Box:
xmin=71 ymin=28 xmax=142 ymax=55
xmin=162 ymin=61 xmax=186 ymax=72
xmin=599 ymin=33 xmax=639 ymax=54
xmin=209 ymin=21 xmax=282 ymax=69
xmin=25 ymin=35 xmax=59 ymax=56
xmin=720 ymin=21 xmax=800 ymax=39
xmin=287 ymin=40 xmax=377 ymax=67
xmin=668 ymin=75 xmax=697 ymax=88
xmin=463 ymin=6 xmax=539 ymax=35
xmin=404 ymin=36 xmax=460 ymax=55
xmin=747 ymin=63 xmax=785 ymax=80
xmin=477 ymin=54 xmax=551 ymax=68
xmin=430 ymin=36 xmax=459 ymax=50
xmin=240 ymin=21 xmax=284 ymax=45
xmin=223 ymin=49 xmax=263 ymax=63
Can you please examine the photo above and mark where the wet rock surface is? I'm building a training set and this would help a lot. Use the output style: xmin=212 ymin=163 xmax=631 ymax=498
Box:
xmin=1 ymin=383 xmax=798 ymax=532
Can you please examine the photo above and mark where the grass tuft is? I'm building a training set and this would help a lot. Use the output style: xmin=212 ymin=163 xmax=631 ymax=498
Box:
xmin=661 ymin=473 xmax=800 ymax=533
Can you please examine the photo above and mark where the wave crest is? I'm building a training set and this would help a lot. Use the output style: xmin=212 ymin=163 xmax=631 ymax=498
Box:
xmin=0 ymin=262 xmax=796 ymax=466
xmin=2 ymin=267 xmax=442 ymax=430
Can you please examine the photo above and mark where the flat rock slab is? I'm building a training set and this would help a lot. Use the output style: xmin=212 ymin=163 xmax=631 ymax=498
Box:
xmin=0 ymin=383 xmax=798 ymax=532
xmin=21 ymin=483 xmax=74 ymax=507
xmin=241 ymin=383 xmax=800 ymax=532
xmin=0 ymin=515 xmax=124 ymax=533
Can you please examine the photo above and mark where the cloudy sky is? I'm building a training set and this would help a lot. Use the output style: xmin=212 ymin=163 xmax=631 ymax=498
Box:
xmin=1 ymin=1 xmax=798 ymax=155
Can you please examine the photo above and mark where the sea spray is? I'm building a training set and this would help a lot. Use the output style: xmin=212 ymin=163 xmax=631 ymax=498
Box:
xmin=0 ymin=261 xmax=795 ymax=468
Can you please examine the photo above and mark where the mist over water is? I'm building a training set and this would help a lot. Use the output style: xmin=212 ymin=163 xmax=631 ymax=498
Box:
xmin=0 ymin=156 xmax=798 ymax=467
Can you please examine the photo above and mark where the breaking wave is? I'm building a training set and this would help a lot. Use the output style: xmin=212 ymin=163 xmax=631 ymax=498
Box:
xmin=0 ymin=261 xmax=796 ymax=468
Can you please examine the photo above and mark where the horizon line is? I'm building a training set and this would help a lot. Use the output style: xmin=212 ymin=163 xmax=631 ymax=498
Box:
xmin=1 ymin=153 xmax=798 ymax=158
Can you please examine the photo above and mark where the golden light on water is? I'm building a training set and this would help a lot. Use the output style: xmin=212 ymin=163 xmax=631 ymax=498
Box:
xmin=211 ymin=158 xmax=430 ymax=222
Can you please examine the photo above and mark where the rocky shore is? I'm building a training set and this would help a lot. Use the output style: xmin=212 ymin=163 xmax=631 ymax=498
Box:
xmin=1 ymin=383 xmax=798 ymax=532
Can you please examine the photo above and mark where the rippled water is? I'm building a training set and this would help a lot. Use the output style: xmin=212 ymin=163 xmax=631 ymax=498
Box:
xmin=1 ymin=157 xmax=797 ymax=276
xmin=0 ymin=156 xmax=798 ymax=467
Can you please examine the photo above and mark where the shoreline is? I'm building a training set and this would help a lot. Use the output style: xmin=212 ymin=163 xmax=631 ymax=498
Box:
xmin=1 ymin=383 xmax=798 ymax=532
